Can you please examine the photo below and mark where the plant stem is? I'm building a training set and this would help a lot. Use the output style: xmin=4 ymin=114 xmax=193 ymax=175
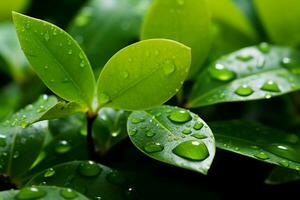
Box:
xmin=87 ymin=112 xmax=97 ymax=160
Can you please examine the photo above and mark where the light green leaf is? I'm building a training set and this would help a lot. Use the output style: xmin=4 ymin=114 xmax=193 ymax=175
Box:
xmin=254 ymin=0 xmax=300 ymax=46
xmin=0 ymin=186 xmax=89 ymax=200
xmin=0 ymin=0 xmax=30 ymax=21
xmin=69 ymin=0 xmax=151 ymax=72
xmin=27 ymin=161 xmax=131 ymax=200
xmin=13 ymin=12 xmax=96 ymax=108
xmin=265 ymin=167 xmax=300 ymax=185
xmin=141 ymin=0 xmax=212 ymax=76
xmin=127 ymin=105 xmax=215 ymax=174
xmin=97 ymin=39 xmax=191 ymax=110
xmin=93 ymin=108 xmax=130 ymax=155
xmin=210 ymin=120 xmax=300 ymax=171
xmin=188 ymin=44 xmax=300 ymax=108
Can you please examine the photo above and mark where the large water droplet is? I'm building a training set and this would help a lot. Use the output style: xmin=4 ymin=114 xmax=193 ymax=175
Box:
xmin=60 ymin=188 xmax=78 ymax=199
xmin=172 ymin=140 xmax=209 ymax=161
xmin=258 ymin=42 xmax=270 ymax=53
xmin=254 ymin=152 xmax=269 ymax=160
xmin=193 ymin=122 xmax=204 ymax=130
xmin=144 ymin=142 xmax=164 ymax=153
xmin=78 ymin=161 xmax=102 ymax=177
xmin=168 ymin=110 xmax=192 ymax=123
xmin=0 ymin=135 xmax=6 ymax=147
xmin=210 ymin=64 xmax=236 ymax=81
xmin=261 ymin=81 xmax=281 ymax=92
xmin=163 ymin=60 xmax=175 ymax=76
xmin=43 ymin=168 xmax=55 ymax=178
xmin=129 ymin=129 xmax=137 ymax=136
xmin=278 ymin=160 xmax=289 ymax=167
xmin=265 ymin=143 xmax=300 ymax=162
xmin=55 ymin=140 xmax=71 ymax=154
xmin=182 ymin=129 xmax=192 ymax=135
xmin=236 ymin=54 xmax=253 ymax=62
xmin=131 ymin=117 xmax=145 ymax=124
xmin=191 ymin=133 xmax=207 ymax=139
xmin=235 ymin=85 xmax=254 ymax=96
xmin=16 ymin=187 xmax=46 ymax=200
xmin=281 ymin=57 xmax=300 ymax=74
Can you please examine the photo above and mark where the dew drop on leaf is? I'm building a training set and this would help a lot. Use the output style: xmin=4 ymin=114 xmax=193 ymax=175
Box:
xmin=182 ymin=129 xmax=192 ymax=135
xmin=60 ymin=188 xmax=78 ymax=199
xmin=78 ymin=161 xmax=102 ymax=177
xmin=265 ymin=143 xmax=300 ymax=162
xmin=0 ymin=135 xmax=6 ymax=147
xmin=128 ymin=129 xmax=137 ymax=136
xmin=191 ymin=133 xmax=207 ymax=139
xmin=98 ymin=93 xmax=110 ymax=105
xmin=236 ymin=54 xmax=253 ymax=62
xmin=234 ymin=85 xmax=254 ymax=96
xmin=163 ymin=60 xmax=176 ymax=76
xmin=44 ymin=32 xmax=50 ymax=41
xmin=43 ymin=168 xmax=55 ymax=178
xmin=168 ymin=110 xmax=192 ymax=123
xmin=55 ymin=140 xmax=71 ymax=154
xmin=258 ymin=42 xmax=270 ymax=53
xmin=16 ymin=187 xmax=46 ymax=200
xmin=144 ymin=142 xmax=164 ymax=153
xmin=131 ymin=117 xmax=145 ymax=124
xmin=261 ymin=81 xmax=281 ymax=92
xmin=145 ymin=131 xmax=156 ymax=137
xmin=254 ymin=152 xmax=269 ymax=160
xmin=172 ymin=140 xmax=209 ymax=161
xmin=209 ymin=64 xmax=236 ymax=82
xmin=278 ymin=160 xmax=289 ymax=167
xmin=193 ymin=122 xmax=204 ymax=130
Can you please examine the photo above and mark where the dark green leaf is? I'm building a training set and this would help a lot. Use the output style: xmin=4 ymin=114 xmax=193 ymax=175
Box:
xmin=0 ymin=186 xmax=89 ymax=199
xmin=188 ymin=45 xmax=300 ymax=107
xmin=210 ymin=120 xmax=300 ymax=170
xmin=13 ymin=12 xmax=96 ymax=108
xmin=141 ymin=0 xmax=212 ymax=76
xmin=265 ymin=167 xmax=300 ymax=185
xmin=93 ymin=108 xmax=130 ymax=155
xmin=127 ymin=105 xmax=215 ymax=174
xmin=69 ymin=0 xmax=151 ymax=72
xmin=0 ymin=83 xmax=21 ymax=121
xmin=27 ymin=161 xmax=131 ymax=200
xmin=97 ymin=39 xmax=191 ymax=110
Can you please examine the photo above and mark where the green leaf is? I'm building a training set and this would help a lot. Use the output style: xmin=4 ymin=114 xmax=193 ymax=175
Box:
xmin=0 ymin=122 xmax=46 ymax=182
xmin=265 ymin=167 xmax=300 ymax=185
xmin=0 ymin=186 xmax=89 ymax=199
xmin=0 ymin=22 xmax=29 ymax=82
xmin=27 ymin=161 xmax=131 ymax=200
xmin=97 ymin=39 xmax=191 ymax=110
xmin=0 ymin=83 xmax=21 ymax=121
xmin=254 ymin=0 xmax=300 ymax=46
xmin=188 ymin=44 xmax=300 ymax=108
xmin=210 ymin=120 xmax=300 ymax=170
xmin=141 ymin=0 xmax=212 ymax=76
xmin=127 ymin=105 xmax=215 ymax=174
xmin=0 ymin=0 xmax=30 ymax=21
xmin=93 ymin=108 xmax=130 ymax=155
xmin=12 ymin=12 xmax=96 ymax=108
xmin=69 ymin=0 xmax=151 ymax=72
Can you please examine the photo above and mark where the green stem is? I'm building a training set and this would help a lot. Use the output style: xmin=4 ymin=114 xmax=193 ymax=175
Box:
xmin=86 ymin=111 xmax=97 ymax=160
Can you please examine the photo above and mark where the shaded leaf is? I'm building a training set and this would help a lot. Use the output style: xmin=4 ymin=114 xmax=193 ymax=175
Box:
xmin=97 ymin=39 xmax=191 ymax=110
xmin=188 ymin=44 xmax=300 ymax=107
xmin=265 ymin=167 xmax=300 ymax=185
xmin=27 ymin=161 xmax=131 ymax=200
xmin=13 ymin=12 xmax=96 ymax=107
xmin=127 ymin=105 xmax=215 ymax=174
xmin=141 ymin=0 xmax=212 ymax=76
xmin=210 ymin=120 xmax=300 ymax=170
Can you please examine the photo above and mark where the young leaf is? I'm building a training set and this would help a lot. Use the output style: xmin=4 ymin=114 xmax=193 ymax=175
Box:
xmin=93 ymin=108 xmax=130 ymax=155
xmin=265 ymin=167 xmax=300 ymax=185
xmin=210 ymin=120 xmax=300 ymax=171
xmin=69 ymin=0 xmax=151 ymax=71
xmin=0 ymin=186 xmax=89 ymax=199
xmin=127 ymin=105 xmax=215 ymax=174
xmin=188 ymin=44 xmax=300 ymax=108
xmin=254 ymin=0 xmax=300 ymax=46
xmin=27 ymin=161 xmax=130 ymax=200
xmin=97 ymin=39 xmax=191 ymax=110
xmin=141 ymin=0 xmax=212 ymax=76
xmin=12 ymin=12 xmax=96 ymax=108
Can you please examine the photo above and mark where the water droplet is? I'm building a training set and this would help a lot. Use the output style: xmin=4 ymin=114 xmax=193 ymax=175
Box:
xmin=0 ymin=135 xmax=6 ymax=147
xmin=55 ymin=140 xmax=71 ymax=154
xmin=129 ymin=129 xmax=137 ymax=136
xmin=144 ymin=142 xmax=164 ymax=153
xmin=265 ymin=143 xmax=300 ymax=162
xmin=265 ymin=94 xmax=272 ymax=99
xmin=13 ymin=151 xmax=19 ymax=159
xmin=98 ymin=93 xmax=110 ymax=105
xmin=168 ymin=110 xmax=192 ymax=123
xmin=16 ymin=187 xmax=46 ymax=199
xmin=278 ymin=160 xmax=289 ymax=167
xmin=68 ymin=50 xmax=73 ymax=55
xmin=43 ymin=168 xmax=55 ymax=178
xmin=210 ymin=63 xmax=236 ymax=81
xmin=182 ymin=129 xmax=192 ymax=135
xmin=236 ymin=54 xmax=253 ymax=61
xmin=52 ymin=29 xmax=57 ymax=36
xmin=193 ymin=122 xmax=204 ymax=130
xmin=60 ymin=188 xmax=78 ymax=199
xmin=44 ymin=32 xmax=50 ymax=41
xmin=62 ymin=78 xmax=69 ymax=83
xmin=235 ymin=85 xmax=254 ymax=96
xmin=258 ymin=42 xmax=270 ymax=53
xmin=106 ymin=171 xmax=126 ymax=185
xmin=44 ymin=65 xmax=48 ymax=70
xmin=145 ymin=131 xmax=156 ymax=137
xmin=254 ymin=152 xmax=269 ymax=160
xmin=131 ymin=117 xmax=145 ymax=124
xmin=78 ymin=161 xmax=102 ymax=177
xmin=123 ymin=71 xmax=129 ymax=79
xmin=163 ymin=60 xmax=175 ymax=76
xmin=261 ymin=81 xmax=281 ymax=92
xmin=281 ymin=57 xmax=300 ymax=74
xmin=172 ymin=140 xmax=209 ymax=161
xmin=124 ymin=187 xmax=137 ymax=199
xmin=191 ymin=133 xmax=207 ymax=139
xmin=80 ymin=61 xmax=85 ymax=68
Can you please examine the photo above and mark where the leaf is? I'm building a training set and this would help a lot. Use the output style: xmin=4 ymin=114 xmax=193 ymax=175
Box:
xmin=97 ymin=39 xmax=191 ymax=110
xmin=141 ymin=0 xmax=212 ymax=76
xmin=0 ymin=122 xmax=47 ymax=182
xmin=210 ymin=120 xmax=300 ymax=171
xmin=254 ymin=0 xmax=300 ymax=46
xmin=0 ymin=0 xmax=30 ymax=21
xmin=0 ymin=83 xmax=21 ymax=121
xmin=127 ymin=105 xmax=215 ymax=174
xmin=69 ymin=0 xmax=152 ymax=72
xmin=12 ymin=12 xmax=96 ymax=108
xmin=0 ymin=22 xmax=29 ymax=82
xmin=93 ymin=108 xmax=130 ymax=155
xmin=265 ymin=167 xmax=300 ymax=185
xmin=0 ymin=186 xmax=89 ymax=199
xmin=188 ymin=44 xmax=300 ymax=108
xmin=27 ymin=161 xmax=131 ymax=200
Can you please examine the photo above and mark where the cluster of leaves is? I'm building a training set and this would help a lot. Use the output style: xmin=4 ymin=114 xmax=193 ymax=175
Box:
xmin=1 ymin=0 xmax=300 ymax=199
